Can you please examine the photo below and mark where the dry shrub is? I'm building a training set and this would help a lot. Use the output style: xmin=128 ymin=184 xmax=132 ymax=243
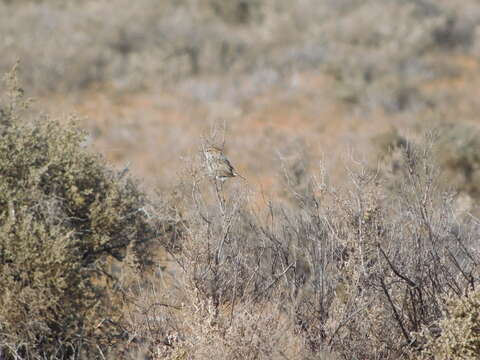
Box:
xmin=209 ymin=0 xmax=264 ymax=25
xmin=418 ymin=290 xmax=480 ymax=359
xmin=435 ymin=122 xmax=480 ymax=199
xmin=117 ymin=135 xmax=478 ymax=360
xmin=118 ymin=287 xmax=309 ymax=360
xmin=0 ymin=67 xmax=166 ymax=359
xmin=112 ymin=149 xmax=335 ymax=359
xmin=160 ymin=296 xmax=306 ymax=360
xmin=285 ymin=138 xmax=479 ymax=358
xmin=375 ymin=123 xmax=480 ymax=201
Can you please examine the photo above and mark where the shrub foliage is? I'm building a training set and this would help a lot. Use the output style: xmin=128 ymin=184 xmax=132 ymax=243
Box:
xmin=419 ymin=290 xmax=480 ymax=359
xmin=0 ymin=67 xmax=158 ymax=358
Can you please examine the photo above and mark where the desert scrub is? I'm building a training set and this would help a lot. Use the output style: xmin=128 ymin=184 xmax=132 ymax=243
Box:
xmin=418 ymin=290 xmax=480 ymax=359
xmin=0 ymin=67 xmax=162 ymax=358
xmin=374 ymin=123 xmax=480 ymax=202
xmin=434 ymin=122 xmax=480 ymax=199
xmin=2 ymin=0 xmax=480 ymax=110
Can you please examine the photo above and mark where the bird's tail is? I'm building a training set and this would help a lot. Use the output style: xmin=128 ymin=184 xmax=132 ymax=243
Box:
xmin=234 ymin=171 xmax=247 ymax=181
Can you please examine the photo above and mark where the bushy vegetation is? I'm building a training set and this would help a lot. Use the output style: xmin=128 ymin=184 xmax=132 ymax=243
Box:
xmin=0 ymin=67 xmax=168 ymax=359
xmin=107 ymin=133 xmax=479 ymax=359
xmin=1 ymin=0 xmax=480 ymax=110
xmin=435 ymin=123 xmax=480 ymax=199
xmin=0 ymin=67 xmax=478 ymax=359
xmin=0 ymin=70 xmax=478 ymax=359
xmin=1 ymin=0 xmax=480 ymax=358
xmin=375 ymin=123 xmax=480 ymax=202
xmin=419 ymin=290 xmax=480 ymax=359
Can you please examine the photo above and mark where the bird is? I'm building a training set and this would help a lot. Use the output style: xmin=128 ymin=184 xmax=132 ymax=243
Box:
xmin=203 ymin=145 xmax=245 ymax=181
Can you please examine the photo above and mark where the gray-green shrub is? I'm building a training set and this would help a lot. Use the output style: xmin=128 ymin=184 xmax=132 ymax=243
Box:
xmin=419 ymin=290 xmax=480 ymax=359
xmin=0 ymin=67 xmax=161 ymax=358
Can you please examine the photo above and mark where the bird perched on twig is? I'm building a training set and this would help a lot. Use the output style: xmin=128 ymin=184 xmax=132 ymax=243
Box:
xmin=204 ymin=145 xmax=245 ymax=181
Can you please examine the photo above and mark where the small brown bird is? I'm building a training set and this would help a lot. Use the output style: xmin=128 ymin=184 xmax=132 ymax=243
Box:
xmin=204 ymin=145 xmax=245 ymax=181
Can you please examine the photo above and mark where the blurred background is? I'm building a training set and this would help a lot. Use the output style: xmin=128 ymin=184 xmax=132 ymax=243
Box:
xmin=2 ymin=0 xmax=480 ymax=201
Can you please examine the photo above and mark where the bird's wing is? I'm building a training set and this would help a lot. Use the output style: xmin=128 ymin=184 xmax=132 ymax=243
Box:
xmin=224 ymin=158 xmax=235 ymax=172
